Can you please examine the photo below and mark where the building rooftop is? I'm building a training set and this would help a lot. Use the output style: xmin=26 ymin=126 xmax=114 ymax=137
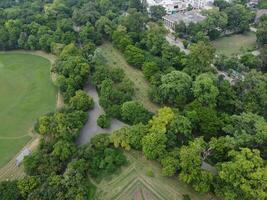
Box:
xmin=163 ymin=10 xmax=206 ymax=25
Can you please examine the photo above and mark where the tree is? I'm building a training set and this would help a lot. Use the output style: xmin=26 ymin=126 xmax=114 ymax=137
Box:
xmin=95 ymin=16 xmax=114 ymax=38
xmin=193 ymin=73 xmax=219 ymax=107
xmin=223 ymin=112 xmax=267 ymax=152
xmin=111 ymin=123 xmax=149 ymax=150
xmin=142 ymin=107 xmax=174 ymax=159
xmin=159 ymin=71 xmax=193 ymax=107
xmin=225 ymin=4 xmax=253 ymax=33
xmin=52 ymin=140 xmax=76 ymax=161
xmin=69 ymin=90 xmax=94 ymax=111
xmin=125 ymin=45 xmax=145 ymax=68
xmin=160 ymin=148 xmax=180 ymax=176
xmin=214 ymin=0 xmax=231 ymax=10
xmin=209 ymin=136 xmax=236 ymax=163
xmin=256 ymin=26 xmax=267 ymax=46
xmin=179 ymin=138 xmax=213 ymax=192
xmin=185 ymin=101 xmax=222 ymax=138
xmin=215 ymin=148 xmax=267 ymax=200
xmin=121 ymin=101 xmax=152 ymax=125
xmin=259 ymin=45 xmax=267 ymax=72
xmin=112 ymin=26 xmax=133 ymax=51
xmin=167 ymin=114 xmax=192 ymax=147
xmin=17 ymin=176 xmax=40 ymax=199
xmin=183 ymin=41 xmax=215 ymax=78
xmin=217 ymin=79 xmax=238 ymax=113
xmin=149 ymin=5 xmax=166 ymax=21
xmin=202 ymin=9 xmax=228 ymax=40
xmin=0 ymin=181 xmax=21 ymax=200
xmin=237 ymin=70 xmax=267 ymax=117
xmin=142 ymin=61 xmax=160 ymax=80
xmin=97 ymin=114 xmax=111 ymax=128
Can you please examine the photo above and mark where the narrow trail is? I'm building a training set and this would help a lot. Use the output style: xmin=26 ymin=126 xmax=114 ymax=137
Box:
xmin=77 ymin=80 xmax=126 ymax=145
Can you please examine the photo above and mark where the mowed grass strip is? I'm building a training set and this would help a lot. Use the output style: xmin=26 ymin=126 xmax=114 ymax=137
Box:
xmin=212 ymin=32 xmax=256 ymax=56
xmin=0 ymin=53 xmax=57 ymax=167
xmin=98 ymin=42 xmax=159 ymax=113
xmin=94 ymin=151 xmax=213 ymax=200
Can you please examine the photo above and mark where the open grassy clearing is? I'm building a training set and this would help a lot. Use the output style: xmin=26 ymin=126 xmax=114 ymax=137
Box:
xmin=0 ymin=52 xmax=57 ymax=167
xmin=98 ymin=42 xmax=159 ymax=113
xmin=212 ymin=32 xmax=257 ymax=56
xmin=94 ymin=150 xmax=214 ymax=200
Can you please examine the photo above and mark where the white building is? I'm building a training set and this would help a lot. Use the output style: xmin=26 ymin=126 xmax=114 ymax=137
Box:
xmin=144 ymin=0 xmax=213 ymax=14
xmin=145 ymin=0 xmax=186 ymax=14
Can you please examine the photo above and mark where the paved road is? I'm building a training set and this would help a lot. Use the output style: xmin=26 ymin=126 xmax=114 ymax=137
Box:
xmin=76 ymin=80 xmax=126 ymax=145
xmin=165 ymin=34 xmax=190 ymax=55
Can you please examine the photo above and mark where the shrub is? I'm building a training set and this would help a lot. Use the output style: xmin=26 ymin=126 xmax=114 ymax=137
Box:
xmin=146 ymin=168 xmax=155 ymax=177
xmin=97 ymin=114 xmax=111 ymax=128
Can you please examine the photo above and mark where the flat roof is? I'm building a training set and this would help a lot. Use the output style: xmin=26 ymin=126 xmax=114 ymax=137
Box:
xmin=163 ymin=10 xmax=206 ymax=24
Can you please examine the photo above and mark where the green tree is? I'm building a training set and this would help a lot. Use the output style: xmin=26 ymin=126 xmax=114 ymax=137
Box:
xmin=142 ymin=107 xmax=174 ymax=159
xmin=17 ymin=176 xmax=40 ymax=199
xmin=142 ymin=61 xmax=160 ymax=80
xmin=69 ymin=90 xmax=94 ymax=111
xmin=52 ymin=140 xmax=76 ymax=161
xmin=125 ymin=45 xmax=145 ymax=68
xmin=121 ymin=101 xmax=152 ymax=125
xmin=223 ymin=112 xmax=267 ymax=151
xmin=0 ymin=181 xmax=21 ymax=200
xmin=193 ymin=73 xmax=219 ymax=107
xmin=183 ymin=41 xmax=215 ymax=78
xmin=179 ymin=138 xmax=213 ymax=192
xmin=97 ymin=114 xmax=111 ymax=128
xmin=159 ymin=71 xmax=193 ymax=107
xmin=149 ymin=5 xmax=166 ymax=21
xmin=215 ymin=148 xmax=267 ymax=200
xmin=225 ymin=4 xmax=253 ymax=33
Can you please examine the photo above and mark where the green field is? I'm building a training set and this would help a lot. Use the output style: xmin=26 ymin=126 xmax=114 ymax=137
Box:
xmin=94 ymin=151 xmax=214 ymax=200
xmin=212 ymin=32 xmax=257 ymax=56
xmin=0 ymin=53 xmax=57 ymax=167
xmin=98 ymin=43 xmax=159 ymax=113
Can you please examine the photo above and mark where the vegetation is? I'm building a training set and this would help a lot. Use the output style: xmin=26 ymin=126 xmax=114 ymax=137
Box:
xmin=0 ymin=53 xmax=56 ymax=167
xmin=212 ymin=32 xmax=257 ymax=56
xmin=0 ymin=0 xmax=266 ymax=200
xmin=97 ymin=114 xmax=111 ymax=128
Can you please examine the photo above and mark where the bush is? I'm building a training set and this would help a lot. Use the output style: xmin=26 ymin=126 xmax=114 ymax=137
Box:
xmin=121 ymin=101 xmax=152 ymax=125
xmin=97 ymin=114 xmax=111 ymax=128
xmin=146 ymin=168 xmax=155 ymax=177
xmin=183 ymin=194 xmax=191 ymax=200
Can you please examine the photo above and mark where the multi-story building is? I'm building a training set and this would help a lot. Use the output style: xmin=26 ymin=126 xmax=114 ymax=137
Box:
xmin=144 ymin=0 xmax=213 ymax=14
xmin=145 ymin=0 xmax=187 ymax=14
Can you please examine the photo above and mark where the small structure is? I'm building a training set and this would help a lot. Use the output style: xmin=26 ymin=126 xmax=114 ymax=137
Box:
xmin=16 ymin=148 xmax=30 ymax=166
xmin=163 ymin=10 xmax=206 ymax=30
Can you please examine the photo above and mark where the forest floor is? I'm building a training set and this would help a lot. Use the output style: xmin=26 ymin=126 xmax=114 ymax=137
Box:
xmin=212 ymin=31 xmax=257 ymax=56
xmin=93 ymin=150 xmax=215 ymax=200
xmin=98 ymin=42 xmax=159 ymax=113
xmin=0 ymin=51 xmax=60 ymax=181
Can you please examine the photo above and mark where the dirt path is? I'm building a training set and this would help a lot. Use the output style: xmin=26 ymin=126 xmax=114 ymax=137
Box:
xmin=76 ymin=80 xmax=126 ymax=145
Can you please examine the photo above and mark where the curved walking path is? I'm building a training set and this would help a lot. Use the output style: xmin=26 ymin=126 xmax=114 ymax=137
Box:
xmin=77 ymin=80 xmax=126 ymax=145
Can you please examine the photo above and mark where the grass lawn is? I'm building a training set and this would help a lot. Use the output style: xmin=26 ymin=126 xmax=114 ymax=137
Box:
xmin=212 ymin=32 xmax=257 ymax=56
xmin=93 ymin=150 xmax=215 ymax=200
xmin=98 ymin=42 xmax=159 ymax=113
xmin=0 ymin=53 xmax=57 ymax=167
